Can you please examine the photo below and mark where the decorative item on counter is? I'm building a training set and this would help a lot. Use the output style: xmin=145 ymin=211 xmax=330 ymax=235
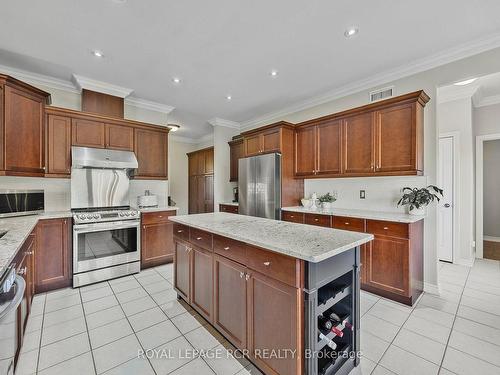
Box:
xmin=397 ymin=185 xmax=443 ymax=215
xmin=168 ymin=196 xmax=177 ymax=207
xmin=137 ymin=190 xmax=159 ymax=208
xmin=301 ymin=198 xmax=312 ymax=209
xmin=310 ymin=192 xmax=318 ymax=210
xmin=318 ymin=192 xmax=337 ymax=210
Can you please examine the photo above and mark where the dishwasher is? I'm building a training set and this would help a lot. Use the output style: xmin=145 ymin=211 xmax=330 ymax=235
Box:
xmin=0 ymin=266 xmax=26 ymax=375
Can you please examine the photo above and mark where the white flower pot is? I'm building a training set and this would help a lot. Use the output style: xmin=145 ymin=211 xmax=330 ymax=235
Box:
xmin=409 ymin=206 xmax=425 ymax=216
xmin=321 ymin=202 xmax=333 ymax=210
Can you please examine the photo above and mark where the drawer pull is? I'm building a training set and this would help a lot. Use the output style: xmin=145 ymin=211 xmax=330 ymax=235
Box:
xmin=345 ymin=222 xmax=349 ymax=225
xmin=383 ymin=227 xmax=389 ymax=230
xmin=290 ymin=215 xmax=294 ymax=218
xmin=158 ymin=215 xmax=163 ymax=218
xmin=26 ymin=251 xmax=34 ymax=255
xmin=263 ymin=261 xmax=271 ymax=267
xmin=177 ymin=230 xmax=183 ymax=233
xmin=223 ymin=247 xmax=230 ymax=250
xmin=196 ymin=237 xmax=202 ymax=240
xmin=240 ymin=272 xmax=244 ymax=278
xmin=314 ymin=218 xmax=319 ymax=221
xmin=245 ymin=274 xmax=250 ymax=281
xmin=18 ymin=267 xmax=27 ymax=275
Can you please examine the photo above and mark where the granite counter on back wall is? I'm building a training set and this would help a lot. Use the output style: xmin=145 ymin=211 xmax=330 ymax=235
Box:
xmin=0 ymin=211 xmax=72 ymax=278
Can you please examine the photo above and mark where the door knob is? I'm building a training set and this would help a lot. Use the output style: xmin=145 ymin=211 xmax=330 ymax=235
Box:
xmin=444 ymin=203 xmax=451 ymax=208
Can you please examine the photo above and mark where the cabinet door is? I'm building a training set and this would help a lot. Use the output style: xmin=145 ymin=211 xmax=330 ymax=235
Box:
xmin=204 ymin=175 xmax=214 ymax=213
xmin=134 ymin=128 xmax=168 ymax=178
xmin=229 ymin=140 xmax=244 ymax=182
xmin=343 ymin=112 xmax=375 ymax=174
xmin=188 ymin=152 xmax=199 ymax=176
xmin=317 ymin=119 xmax=342 ymax=175
xmin=174 ymin=241 xmax=191 ymax=301
xmin=35 ymin=218 xmax=71 ymax=293
xmin=189 ymin=175 xmax=198 ymax=214
xmin=214 ymin=255 xmax=247 ymax=349
xmin=71 ymin=118 xmax=105 ymax=148
xmin=247 ymin=271 xmax=300 ymax=375
xmin=295 ymin=125 xmax=316 ymax=176
xmin=360 ymin=244 xmax=367 ymax=285
xmin=105 ymin=124 xmax=134 ymax=151
xmin=46 ymin=114 xmax=71 ymax=176
xmin=244 ymin=134 xmax=262 ymax=156
xmin=191 ymin=246 xmax=213 ymax=321
xmin=366 ymin=236 xmax=409 ymax=296
xmin=141 ymin=222 xmax=174 ymax=269
xmin=204 ymin=148 xmax=214 ymax=174
xmin=375 ymin=103 xmax=416 ymax=173
xmin=4 ymin=86 xmax=45 ymax=174
xmin=262 ymin=129 xmax=281 ymax=154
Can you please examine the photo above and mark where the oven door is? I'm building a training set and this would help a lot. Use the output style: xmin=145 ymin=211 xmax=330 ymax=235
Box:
xmin=73 ymin=220 xmax=140 ymax=274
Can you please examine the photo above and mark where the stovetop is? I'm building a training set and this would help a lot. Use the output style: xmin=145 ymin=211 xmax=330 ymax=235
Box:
xmin=72 ymin=207 xmax=140 ymax=224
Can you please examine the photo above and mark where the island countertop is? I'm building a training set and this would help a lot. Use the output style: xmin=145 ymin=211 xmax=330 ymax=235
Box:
xmin=169 ymin=212 xmax=373 ymax=263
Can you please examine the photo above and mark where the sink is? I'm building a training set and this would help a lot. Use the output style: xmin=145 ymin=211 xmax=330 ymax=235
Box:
xmin=0 ymin=230 xmax=7 ymax=239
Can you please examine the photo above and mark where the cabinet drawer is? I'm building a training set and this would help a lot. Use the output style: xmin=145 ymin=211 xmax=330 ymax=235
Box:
xmin=213 ymin=235 xmax=248 ymax=264
xmin=282 ymin=211 xmax=305 ymax=224
xmin=190 ymin=228 xmax=213 ymax=251
xmin=332 ymin=216 xmax=365 ymax=232
xmin=141 ymin=210 xmax=176 ymax=225
xmin=304 ymin=213 xmax=331 ymax=227
xmin=366 ymin=220 xmax=408 ymax=238
xmin=173 ymin=223 xmax=189 ymax=241
xmin=219 ymin=204 xmax=239 ymax=214
xmin=246 ymin=246 xmax=297 ymax=287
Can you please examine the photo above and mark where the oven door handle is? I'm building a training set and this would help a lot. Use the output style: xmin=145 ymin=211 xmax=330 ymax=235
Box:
xmin=73 ymin=220 xmax=140 ymax=232
xmin=0 ymin=276 xmax=25 ymax=321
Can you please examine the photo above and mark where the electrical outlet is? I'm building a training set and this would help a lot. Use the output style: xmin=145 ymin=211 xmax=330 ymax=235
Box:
xmin=360 ymin=190 xmax=366 ymax=199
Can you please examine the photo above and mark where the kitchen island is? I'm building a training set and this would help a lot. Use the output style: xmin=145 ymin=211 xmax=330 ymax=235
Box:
xmin=169 ymin=212 xmax=373 ymax=375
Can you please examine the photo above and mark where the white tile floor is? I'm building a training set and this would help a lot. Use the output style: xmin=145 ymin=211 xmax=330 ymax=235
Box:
xmin=15 ymin=259 xmax=500 ymax=375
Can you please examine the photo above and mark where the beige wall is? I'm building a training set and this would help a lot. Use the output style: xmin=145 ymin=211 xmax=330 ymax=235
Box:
xmin=475 ymin=102 xmax=500 ymax=136
xmin=213 ymin=126 xmax=239 ymax=210
xmin=168 ymin=140 xmax=196 ymax=214
xmin=483 ymin=139 xmax=500 ymax=238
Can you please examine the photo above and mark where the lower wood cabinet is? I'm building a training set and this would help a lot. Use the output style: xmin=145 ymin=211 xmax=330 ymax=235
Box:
xmin=35 ymin=218 xmax=72 ymax=293
xmin=219 ymin=204 xmax=239 ymax=214
xmin=141 ymin=210 xmax=176 ymax=269
xmin=190 ymin=246 xmax=213 ymax=321
xmin=173 ymin=241 xmax=191 ymax=301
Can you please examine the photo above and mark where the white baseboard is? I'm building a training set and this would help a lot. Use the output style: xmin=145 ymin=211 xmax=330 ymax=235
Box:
xmin=484 ymin=236 xmax=500 ymax=243
xmin=423 ymin=282 xmax=440 ymax=295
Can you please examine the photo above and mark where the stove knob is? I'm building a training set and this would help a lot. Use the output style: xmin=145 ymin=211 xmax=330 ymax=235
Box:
xmin=93 ymin=214 xmax=99 ymax=219
xmin=125 ymin=212 xmax=130 ymax=216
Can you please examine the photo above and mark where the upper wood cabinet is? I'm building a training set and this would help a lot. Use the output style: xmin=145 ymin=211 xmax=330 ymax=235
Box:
xmin=105 ymin=123 xmax=134 ymax=151
xmin=72 ymin=118 xmax=105 ymax=148
xmin=228 ymin=138 xmax=244 ymax=181
xmin=0 ymin=75 xmax=51 ymax=177
xmin=241 ymin=121 xmax=292 ymax=157
xmin=188 ymin=147 xmax=214 ymax=214
xmin=294 ymin=91 xmax=429 ymax=178
xmin=134 ymin=128 xmax=168 ymax=179
xmin=46 ymin=114 xmax=71 ymax=176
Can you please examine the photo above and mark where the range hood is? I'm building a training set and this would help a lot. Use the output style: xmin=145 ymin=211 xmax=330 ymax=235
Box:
xmin=71 ymin=146 xmax=138 ymax=169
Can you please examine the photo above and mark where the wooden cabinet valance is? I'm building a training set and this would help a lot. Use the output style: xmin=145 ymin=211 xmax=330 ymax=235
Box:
xmin=241 ymin=121 xmax=293 ymax=157
xmin=294 ymin=90 xmax=429 ymax=178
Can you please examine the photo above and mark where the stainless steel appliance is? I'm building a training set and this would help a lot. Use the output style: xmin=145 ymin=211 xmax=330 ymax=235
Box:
xmin=71 ymin=146 xmax=141 ymax=287
xmin=0 ymin=267 xmax=25 ymax=375
xmin=0 ymin=190 xmax=44 ymax=218
xmin=238 ymin=153 xmax=281 ymax=219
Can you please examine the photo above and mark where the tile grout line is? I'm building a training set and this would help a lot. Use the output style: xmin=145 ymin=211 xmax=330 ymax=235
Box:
xmin=77 ymin=286 xmax=99 ymax=375
xmin=35 ymin=293 xmax=47 ymax=375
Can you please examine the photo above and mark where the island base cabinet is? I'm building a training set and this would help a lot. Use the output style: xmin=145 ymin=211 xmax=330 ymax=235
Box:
xmin=174 ymin=241 xmax=191 ymax=301
xmin=213 ymin=255 xmax=247 ymax=350
xmin=191 ymin=246 xmax=213 ymax=322
xmin=247 ymin=271 xmax=300 ymax=375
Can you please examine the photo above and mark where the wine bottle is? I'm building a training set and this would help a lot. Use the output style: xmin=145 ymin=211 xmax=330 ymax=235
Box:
xmin=328 ymin=312 xmax=346 ymax=337
xmin=319 ymin=333 xmax=337 ymax=350
xmin=318 ymin=316 xmax=333 ymax=331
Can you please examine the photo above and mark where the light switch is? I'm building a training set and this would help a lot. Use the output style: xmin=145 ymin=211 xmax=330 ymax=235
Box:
xmin=360 ymin=190 xmax=366 ymax=199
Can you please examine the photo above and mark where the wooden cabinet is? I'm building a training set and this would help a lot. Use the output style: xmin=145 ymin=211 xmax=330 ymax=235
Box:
xmin=72 ymin=118 xmax=105 ymax=148
xmin=188 ymin=148 xmax=214 ymax=214
xmin=173 ymin=241 xmax=191 ymax=301
xmin=304 ymin=213 xmax=331 ymax=227
xmin=242 ymin=122 xmax=290 ymax=157
xmin=0 ymin=75 xmax=50 ymax=177
xmin=247 ymin=270 xmax=300 ymax=375
xmin=219 ymin=204 xmax=239 ymax=214
xmin=46 ymin=114 xmax=71 ymax=176
xmin=190 ymin=246 xmax=213 ymax=321
xmin=243 ymin=133 xmax=262 ymax=157
xmin=229 ymin=138 xmax=244 ymax=181
xmin=282 ymin=211 xmax=305 ymax=224
xmin=214 ymin=255 xmax=247 ymax=349
xmin=105 ymin=123 xmax=134 ymax=151
xmin=294 ymin=91 xmax=429 ymax=179
xmin=141 ymin=210 xmax=176 ymax=269
xmin=134 ymin=128 xmax=168 ymax=179
xmin=35 ymin=218 xmax=72 ymax=293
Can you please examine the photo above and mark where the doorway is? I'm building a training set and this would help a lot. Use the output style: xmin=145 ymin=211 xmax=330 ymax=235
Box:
xmin=438 ymin=134 xmax=457 ymax=262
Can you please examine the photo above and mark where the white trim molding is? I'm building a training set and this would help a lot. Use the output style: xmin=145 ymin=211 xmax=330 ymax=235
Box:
xmin=125 ymin=97 xmax=174 ymax=114
xmin=170 ymin=132 xmax=214 ymax=145
xmin=208 ymin=117 xmax=241 ymax=129
xmin=72 ymin=74 xmax=134 ymax=98
xmin=475 ymin=93 xmax=500 ymax=108
xmin=484 ymin=236 xmax=500 ymax=242
xmin=437 ymin=84 xmax=479 ymax=104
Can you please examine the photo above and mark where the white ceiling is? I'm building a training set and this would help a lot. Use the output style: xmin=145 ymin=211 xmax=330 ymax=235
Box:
xmin=438 ymin=71 xmax=500 ymax=107
xmin=2 ymin=0 xmax=500 ymax=139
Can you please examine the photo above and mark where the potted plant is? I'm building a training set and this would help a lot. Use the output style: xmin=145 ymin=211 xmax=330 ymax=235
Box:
xmin=397 ymin=185 xmax=443 ymax=215
xmin=318 ymin=192 xmax=336 ymax=210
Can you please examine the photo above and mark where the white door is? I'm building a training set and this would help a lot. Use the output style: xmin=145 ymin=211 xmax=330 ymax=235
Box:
xmin=438 ymin=137 xmax=454 ymax=262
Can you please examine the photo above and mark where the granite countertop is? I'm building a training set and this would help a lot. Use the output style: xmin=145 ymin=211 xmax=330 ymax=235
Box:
xmin=170 ymin=213 xmax=373 ymax=263
xmin=220 ymin=202 xmax=239 ymax=206
xmin=0 ymin=211 xmax=73 ymax=278
xmin=282 ymin=206 xmax=425 ymax=224
xmin=132 ymin=205 xmax=179 ymax=213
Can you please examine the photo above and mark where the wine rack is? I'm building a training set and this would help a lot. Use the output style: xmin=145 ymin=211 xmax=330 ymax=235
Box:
xmin=304 ymin=247 xmax=360 ymax=375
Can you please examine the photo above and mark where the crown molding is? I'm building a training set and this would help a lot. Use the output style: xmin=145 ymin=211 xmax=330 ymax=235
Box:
xmin=72 ymin=74 xmax=134 ymax=98
xmin=475 ymin=93 xmax=500 ymax=108
xmin=125 ymin=97 xmax=174 ymax=114
xmin=170 ymin=132 xmax=214 ymax=144
xmin=240 ymin=31 xmax=500 ymax=130
xmin=208 ymin=117 xmax=241 ymax=129
xmin=437 ymin=84 xmax=479 ymax=104
xmin=0 ymin=64 xmax=79 ymax=93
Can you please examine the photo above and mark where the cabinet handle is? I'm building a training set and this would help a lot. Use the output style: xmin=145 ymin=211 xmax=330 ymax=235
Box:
xmin=158 ymin=215 xmax=163 ymax=218
xmin=383 ymin=227 xmax=389 ymax=230
xmin=26 ymin=251 xmax=34 ymax=255
xmin=240 ymin=272 xmax=244 ymax=278
xmin=263 ymin=261 xmax=271 ymax=267
xmin=196 ymin=237 xmax=202 ymax=240
xmin=18 ymin=267 xmax=27 ymax=275
xmin=314 ymin=218 xmax=319 ymax=222
xmin=143 ymin=225 xmax=146 ymax=229
xmin=345 ymin=222 xmax=350 ymax=225
xmin=177 ymin=230 xmax=183 ymax=233
xmin=223 ymin=247 xmax=230 ymax=250
xmin=290 ymin=215 xmax=294 ymax=218
xmin=245 ymin=274 xmax=250 ymax=281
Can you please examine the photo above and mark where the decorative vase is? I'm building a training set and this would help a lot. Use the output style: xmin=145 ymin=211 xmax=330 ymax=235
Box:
xmin=322 ymin=202 xmax=332 ymax=210
xmin=409 ymin=206 xmax=425 ymax=216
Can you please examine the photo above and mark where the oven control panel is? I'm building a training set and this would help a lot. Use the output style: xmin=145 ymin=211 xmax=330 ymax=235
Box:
xmin=73 ymin=210 xmax=140 ymax=224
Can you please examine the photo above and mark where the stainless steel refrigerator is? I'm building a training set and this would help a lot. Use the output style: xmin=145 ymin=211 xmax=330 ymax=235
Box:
xmin=238 ymin=153 xmax=281 ymax=219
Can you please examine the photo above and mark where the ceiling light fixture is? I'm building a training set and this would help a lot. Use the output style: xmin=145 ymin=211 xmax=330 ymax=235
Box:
xmin=454 ymin=78 xmax=477 ymax=86
xmin=92 ymin=50 xmax=104 ymax=58
xmin=172 ymin=77 xmax=181 ymax=84
xmin=270 ymin=70 xmax=278 ymax=77
xmin=226 ymin=95 xmax=232 ymax=101
xmin=167 ymin=124 xmax=180 ymax=132
xmin=344 ymin=27 xmax=359 ymax=38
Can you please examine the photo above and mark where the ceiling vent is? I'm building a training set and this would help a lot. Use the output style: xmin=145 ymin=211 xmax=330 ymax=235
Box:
xmin=370 ymin=86 xmax=394 ymax=102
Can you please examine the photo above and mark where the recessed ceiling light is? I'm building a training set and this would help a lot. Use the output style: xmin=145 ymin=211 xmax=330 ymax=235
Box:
xmin=226 ymin=95 xmax=232 ymax=101
xmin=454 ymin=78 xmax=477 ymax=86
xmin=112 ymin=0 xmax=127 ymax=3
xmin=344 ymin=27 xmax=359 ymax=38
xmin=172 ymin=77 xmax=181 ymax=84
xmin=270 ymin=70 xmax=278 ymax=77
xmin=167 ymin=124 xmax=180 ymax=132
xmin=92 ymin=50 xmax=104 ymax=58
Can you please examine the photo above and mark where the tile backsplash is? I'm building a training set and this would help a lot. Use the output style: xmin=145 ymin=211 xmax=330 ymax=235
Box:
xmin=304 ymin=176 xmax=428 ymax=213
